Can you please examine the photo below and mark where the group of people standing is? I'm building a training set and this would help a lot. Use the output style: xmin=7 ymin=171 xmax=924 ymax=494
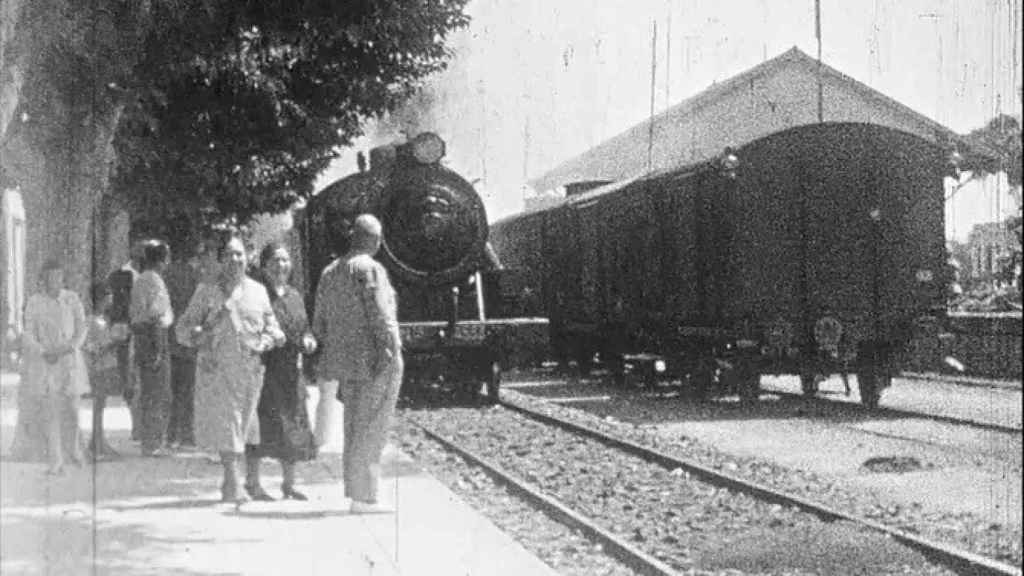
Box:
xmin=10 ymin=214 xmax=403 ymax=512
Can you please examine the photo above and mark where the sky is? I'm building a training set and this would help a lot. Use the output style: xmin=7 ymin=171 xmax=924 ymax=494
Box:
xmin=313 ymin=0 xmax=1023 ymax=241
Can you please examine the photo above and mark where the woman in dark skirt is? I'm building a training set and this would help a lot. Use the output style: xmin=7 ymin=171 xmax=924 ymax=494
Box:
xmin=244 ymin=242 xmax=318 ymax=501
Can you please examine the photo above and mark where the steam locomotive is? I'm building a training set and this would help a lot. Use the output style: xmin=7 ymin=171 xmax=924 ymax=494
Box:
xmin=295 ymin=132 xmax=548 ymax=401
xmin=490 ymin=122 xmax=962 ymax=408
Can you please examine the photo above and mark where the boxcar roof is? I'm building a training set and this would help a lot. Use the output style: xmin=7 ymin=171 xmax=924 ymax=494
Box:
xmin=495 ymin=120 xmax=977 ymax=228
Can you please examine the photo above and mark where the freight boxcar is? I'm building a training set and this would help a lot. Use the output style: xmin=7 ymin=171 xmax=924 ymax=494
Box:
xmin=491 ymin=122 xmax=963 ymax=407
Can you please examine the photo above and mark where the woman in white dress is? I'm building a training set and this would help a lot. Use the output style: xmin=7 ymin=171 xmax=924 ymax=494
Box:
xmin=175 ymin=234 xmax=284 ymax=503
xmin=11 ymin=258 xmax=89 ymax=474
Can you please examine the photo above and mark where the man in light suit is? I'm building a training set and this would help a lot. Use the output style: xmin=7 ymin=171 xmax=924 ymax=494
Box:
xmin=313 ymin=214 xmax=403 ymax=514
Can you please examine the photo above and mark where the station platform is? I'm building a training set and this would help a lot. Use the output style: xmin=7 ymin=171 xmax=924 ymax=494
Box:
xmin=0 ymin=372 xmax=559 ymax=576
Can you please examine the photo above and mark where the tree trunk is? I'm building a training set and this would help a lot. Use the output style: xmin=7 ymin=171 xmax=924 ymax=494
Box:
xmin=1 ymin=0 xmax=27 ymax=142
xmin=20 ymin=103 xmax=123 ymax=307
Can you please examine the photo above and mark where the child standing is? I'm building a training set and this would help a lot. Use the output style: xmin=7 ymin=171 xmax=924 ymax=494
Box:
xmin=85 ymin=281 xmax=129 ymax=459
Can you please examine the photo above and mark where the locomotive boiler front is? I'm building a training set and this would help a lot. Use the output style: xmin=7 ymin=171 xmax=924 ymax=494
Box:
xmin=302 ymin=132 xmax=491 ymax=293
xmin=373 ymin=137 xmax=490 ymax=287
xmin=300 ymin=132 xmax=550 ymax=401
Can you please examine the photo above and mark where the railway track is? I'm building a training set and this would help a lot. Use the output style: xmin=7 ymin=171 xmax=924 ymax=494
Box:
xmin=496 ymin=397 xmax=1021 ymax=576
xmin=410 ymin=419 xmax=680 ymax=576
xmin=406 ymin=396 xmax=1022 ymax=576
xmin=764 ymin=388 xmax=1022 ymax=435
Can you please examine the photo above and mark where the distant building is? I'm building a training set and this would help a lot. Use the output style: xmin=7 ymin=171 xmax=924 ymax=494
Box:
xmin=962 ymin=220 xmax=1021 ymax=282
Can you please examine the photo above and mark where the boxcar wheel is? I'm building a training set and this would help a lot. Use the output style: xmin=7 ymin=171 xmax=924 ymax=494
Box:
xmin=739 ymin=372 xmax=760 ymax=404
xmin=800 ymin=373 xmax=819 ymax=397
xmin=736 ymin=361 xmax=760 ymax=404
xmin=608 ymin=354 xmax=626 ymax=387
xmin=689 ymin=360 xmax=715 ymax=401
xmin=576 ymin=351 xmax=593 ymax=377
xmin=485 ymin=361 xmax=502 ymax=404
xmin=857 ymin=346 xmax=888 ymax=410
xmin=858 ymin=371 xmax=879 ymax=409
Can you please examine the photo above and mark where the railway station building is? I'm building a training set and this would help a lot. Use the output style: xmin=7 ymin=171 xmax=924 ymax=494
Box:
xmin=529 ymin=47 xmax=979 ymax=198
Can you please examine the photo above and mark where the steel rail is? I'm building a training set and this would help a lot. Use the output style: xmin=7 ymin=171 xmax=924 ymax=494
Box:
xmin=498 ymin=397 xmax=1023 ymax=576
xmin=899 ymin=371 xmax=1022 ymax=392
xmin=407 ymin=417 xmax=682 ymax=576
xmin=766 ymin=389 xmax=1022 ymax=435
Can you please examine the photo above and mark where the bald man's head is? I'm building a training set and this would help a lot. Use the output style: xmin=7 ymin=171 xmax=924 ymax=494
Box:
xmin=350 ymin=213 xmax=383 ymax=254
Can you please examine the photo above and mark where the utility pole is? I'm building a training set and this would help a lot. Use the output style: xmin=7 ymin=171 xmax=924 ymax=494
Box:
xmin=665 ymin=7 xmax=672 ymax=107
xmin=647 ymin=20 xmax=658 ymax=172
xmin=815 ymin=0 xmax=823 ymax=122
xmin=522 ymin=113 xmax=530 ymax=203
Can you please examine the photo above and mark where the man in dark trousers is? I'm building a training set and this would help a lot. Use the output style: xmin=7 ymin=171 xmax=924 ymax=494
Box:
xmin=130 ymin=241 xmax=174 ymax=457
xmin=107 ymin=240 xmax=148 ymax=441
xmin=313 ymin=214 xmax=403 ymax=514
xmin=164 ymin=244 xmax=199 ymax=449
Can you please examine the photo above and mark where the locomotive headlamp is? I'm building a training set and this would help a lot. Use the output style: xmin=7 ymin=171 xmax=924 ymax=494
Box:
xmin=945 ymin=145 xmax=965 ymax=179
xmin=411 ymin=132 xmax=446 ymax=164
xmin=948 ymin=149 xmax=963 ymax=168
xmin=654 ymin=360 xmax=667 ymax=373
xmin=718 ymin=147 xmax=740 ymax=179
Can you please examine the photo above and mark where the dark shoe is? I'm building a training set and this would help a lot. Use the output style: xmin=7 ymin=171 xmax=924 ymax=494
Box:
xmin=282 ymin=486 xmax=308 ymax=501
xmin=244 ymin=484 xmax=275 ymax=501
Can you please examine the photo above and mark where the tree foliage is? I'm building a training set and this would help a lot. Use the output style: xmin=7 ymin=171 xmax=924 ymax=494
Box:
xmin=112 ymin=0 xmax=471 ymax=245
xmin=965 ymin=113 xmax=1023 ymax=188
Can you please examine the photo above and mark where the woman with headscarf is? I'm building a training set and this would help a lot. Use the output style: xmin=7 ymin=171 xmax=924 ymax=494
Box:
xmin=175 ymin=232 xmax=284 ymax=504
xmin=243 ymin=242 xmax=318 ymax=501
xmin=10 ymin=258 xmax=89 ymax=474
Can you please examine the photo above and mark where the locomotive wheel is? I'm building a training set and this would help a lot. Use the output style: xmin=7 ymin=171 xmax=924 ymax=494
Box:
xmin=399 ymin=371 xmax=423 ymax=401
xmin=800 ymin=373 xmax=819 ymax=396
xmin=456 ymin=380 xmax=482 ymax=405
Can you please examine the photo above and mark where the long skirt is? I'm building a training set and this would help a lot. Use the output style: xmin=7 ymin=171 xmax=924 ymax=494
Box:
xmin=9 ymin=388 xmax=83 ymax=464
xmin=246 ymin=349 xmax=316 ymax=462
xmin=194 ymin=352 xmax=264 ymax=454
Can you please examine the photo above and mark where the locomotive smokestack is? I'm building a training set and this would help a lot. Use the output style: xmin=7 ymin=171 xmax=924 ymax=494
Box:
xmin=369 ymin=146 xmax=397 ymax=172
xmin=357 ymin=151 xmax=367 ymax=173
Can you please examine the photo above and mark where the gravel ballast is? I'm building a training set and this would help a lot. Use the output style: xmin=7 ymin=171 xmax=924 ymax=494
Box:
xmin=400 ymin=404 xmax=954 ymax=575
xmin=501 ymin=384 xmax=1023 ymax=568
xmin=397 ymin=420 xmax=642 ymax=576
